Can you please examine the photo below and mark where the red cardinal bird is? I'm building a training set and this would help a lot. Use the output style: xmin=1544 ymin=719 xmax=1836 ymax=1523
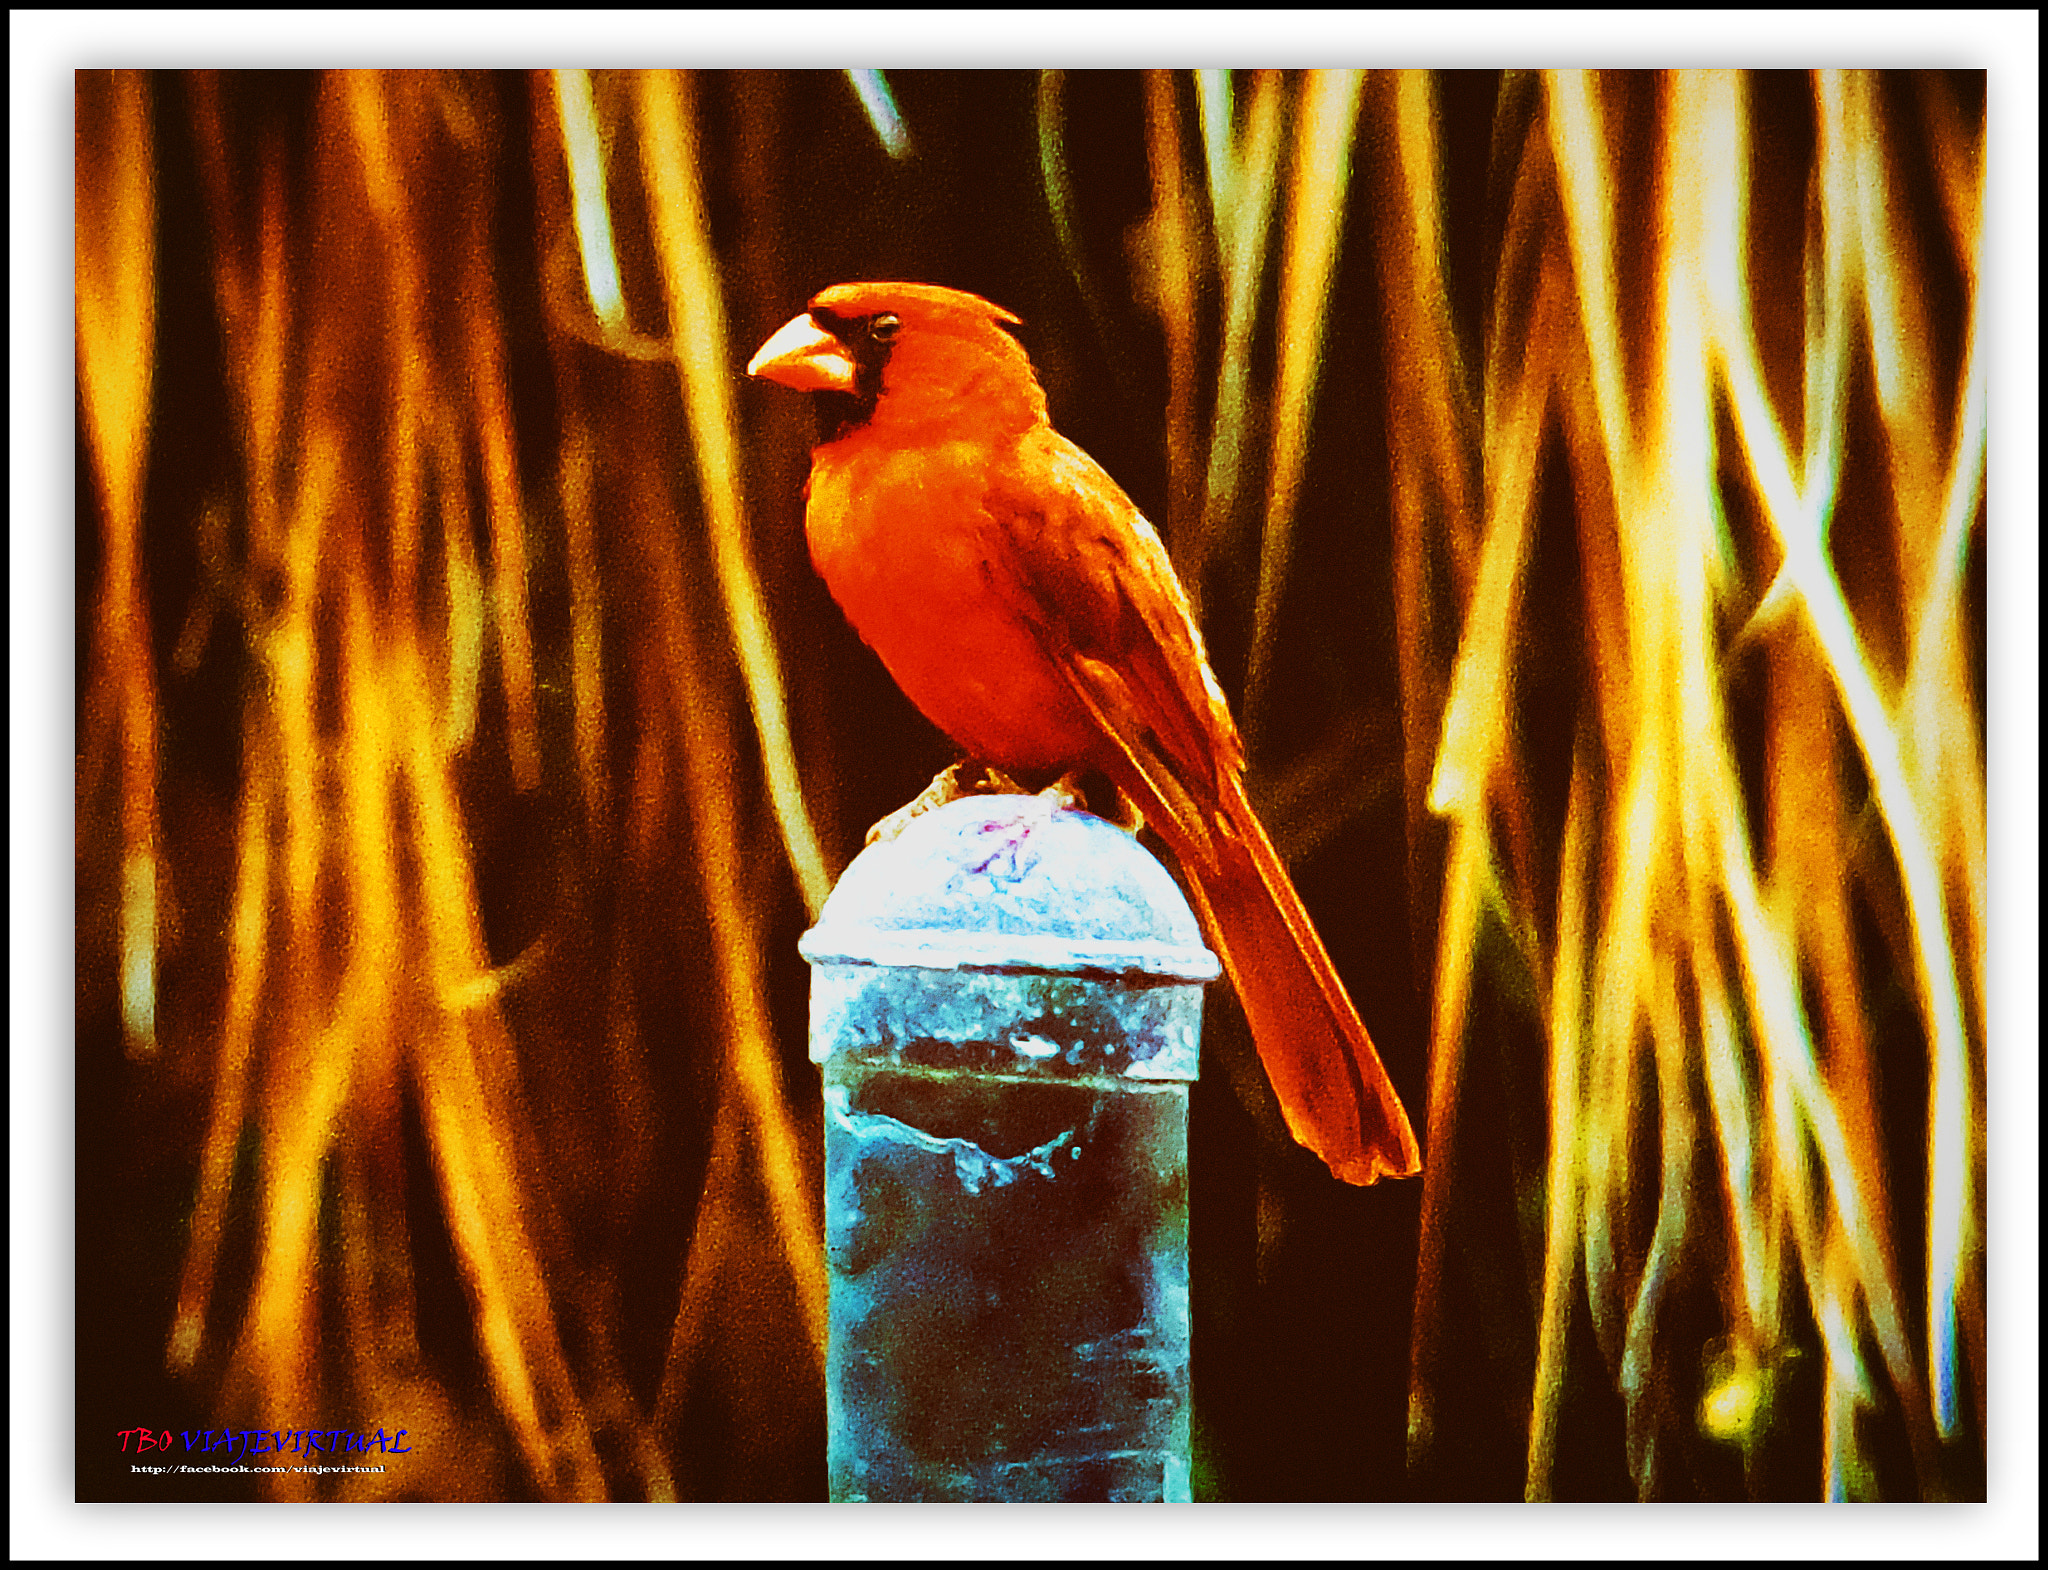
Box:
xmin=749 ymin=282 xmax=1419 ymax=1186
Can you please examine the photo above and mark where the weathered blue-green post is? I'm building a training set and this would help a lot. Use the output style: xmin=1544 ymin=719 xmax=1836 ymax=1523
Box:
xmin=800 ymin=793 xmax=1217 ymax=1502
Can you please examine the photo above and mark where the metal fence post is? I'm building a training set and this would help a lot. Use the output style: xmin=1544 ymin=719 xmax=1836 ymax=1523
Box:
xmin=801 ymin=793 xmax=1217 ymax=1501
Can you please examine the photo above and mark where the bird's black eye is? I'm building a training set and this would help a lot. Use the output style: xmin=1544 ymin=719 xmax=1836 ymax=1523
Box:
xmin=868 ymin=313 xmax=902 ymax=343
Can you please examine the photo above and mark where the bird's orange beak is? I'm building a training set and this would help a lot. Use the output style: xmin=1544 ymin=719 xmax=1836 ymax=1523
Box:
xmin=746 ymin=312 xmax=858 ymax=393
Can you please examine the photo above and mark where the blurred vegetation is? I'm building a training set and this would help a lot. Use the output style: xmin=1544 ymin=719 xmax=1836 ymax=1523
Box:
xmin=76 ymin=68 xmax=1985 ymax=1501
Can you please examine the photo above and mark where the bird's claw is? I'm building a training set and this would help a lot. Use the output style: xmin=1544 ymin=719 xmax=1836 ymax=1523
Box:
xmin=1101 ymin=784 xmax=1145 ymax=837
xmin=1035 ymin=770 xmax=1145 ymax=835
xmin=865 ymin=763 xmax=1145 ymax=847
xmin=1035 ymin=770 xmax=1086 ymax=814
xmin=865 ymin=760 xmax=1032 ymax=846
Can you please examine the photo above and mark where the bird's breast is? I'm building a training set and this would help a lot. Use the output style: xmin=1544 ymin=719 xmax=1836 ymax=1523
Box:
xmin=805 ymin=438 xmax=1103 ymax=776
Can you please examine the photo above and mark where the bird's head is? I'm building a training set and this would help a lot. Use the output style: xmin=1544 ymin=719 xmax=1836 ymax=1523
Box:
xmin=747 ymin=282 xmax=1046 ymax=442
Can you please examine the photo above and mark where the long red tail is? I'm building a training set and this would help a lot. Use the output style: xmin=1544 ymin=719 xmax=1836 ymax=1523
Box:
xmin=1162 ymin=775 xmax=1421 ymax=1186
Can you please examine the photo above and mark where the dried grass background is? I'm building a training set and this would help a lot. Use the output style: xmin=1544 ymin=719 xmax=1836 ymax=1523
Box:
xmin=75 ymin=68 xmax=1986 ymax=1502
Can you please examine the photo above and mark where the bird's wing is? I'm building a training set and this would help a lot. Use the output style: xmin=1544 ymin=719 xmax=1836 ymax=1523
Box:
xmin=983 ymin=430 xmax=1422 ymax=1185
xmin=981 ymin=430 xmax=1241 ymax=873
